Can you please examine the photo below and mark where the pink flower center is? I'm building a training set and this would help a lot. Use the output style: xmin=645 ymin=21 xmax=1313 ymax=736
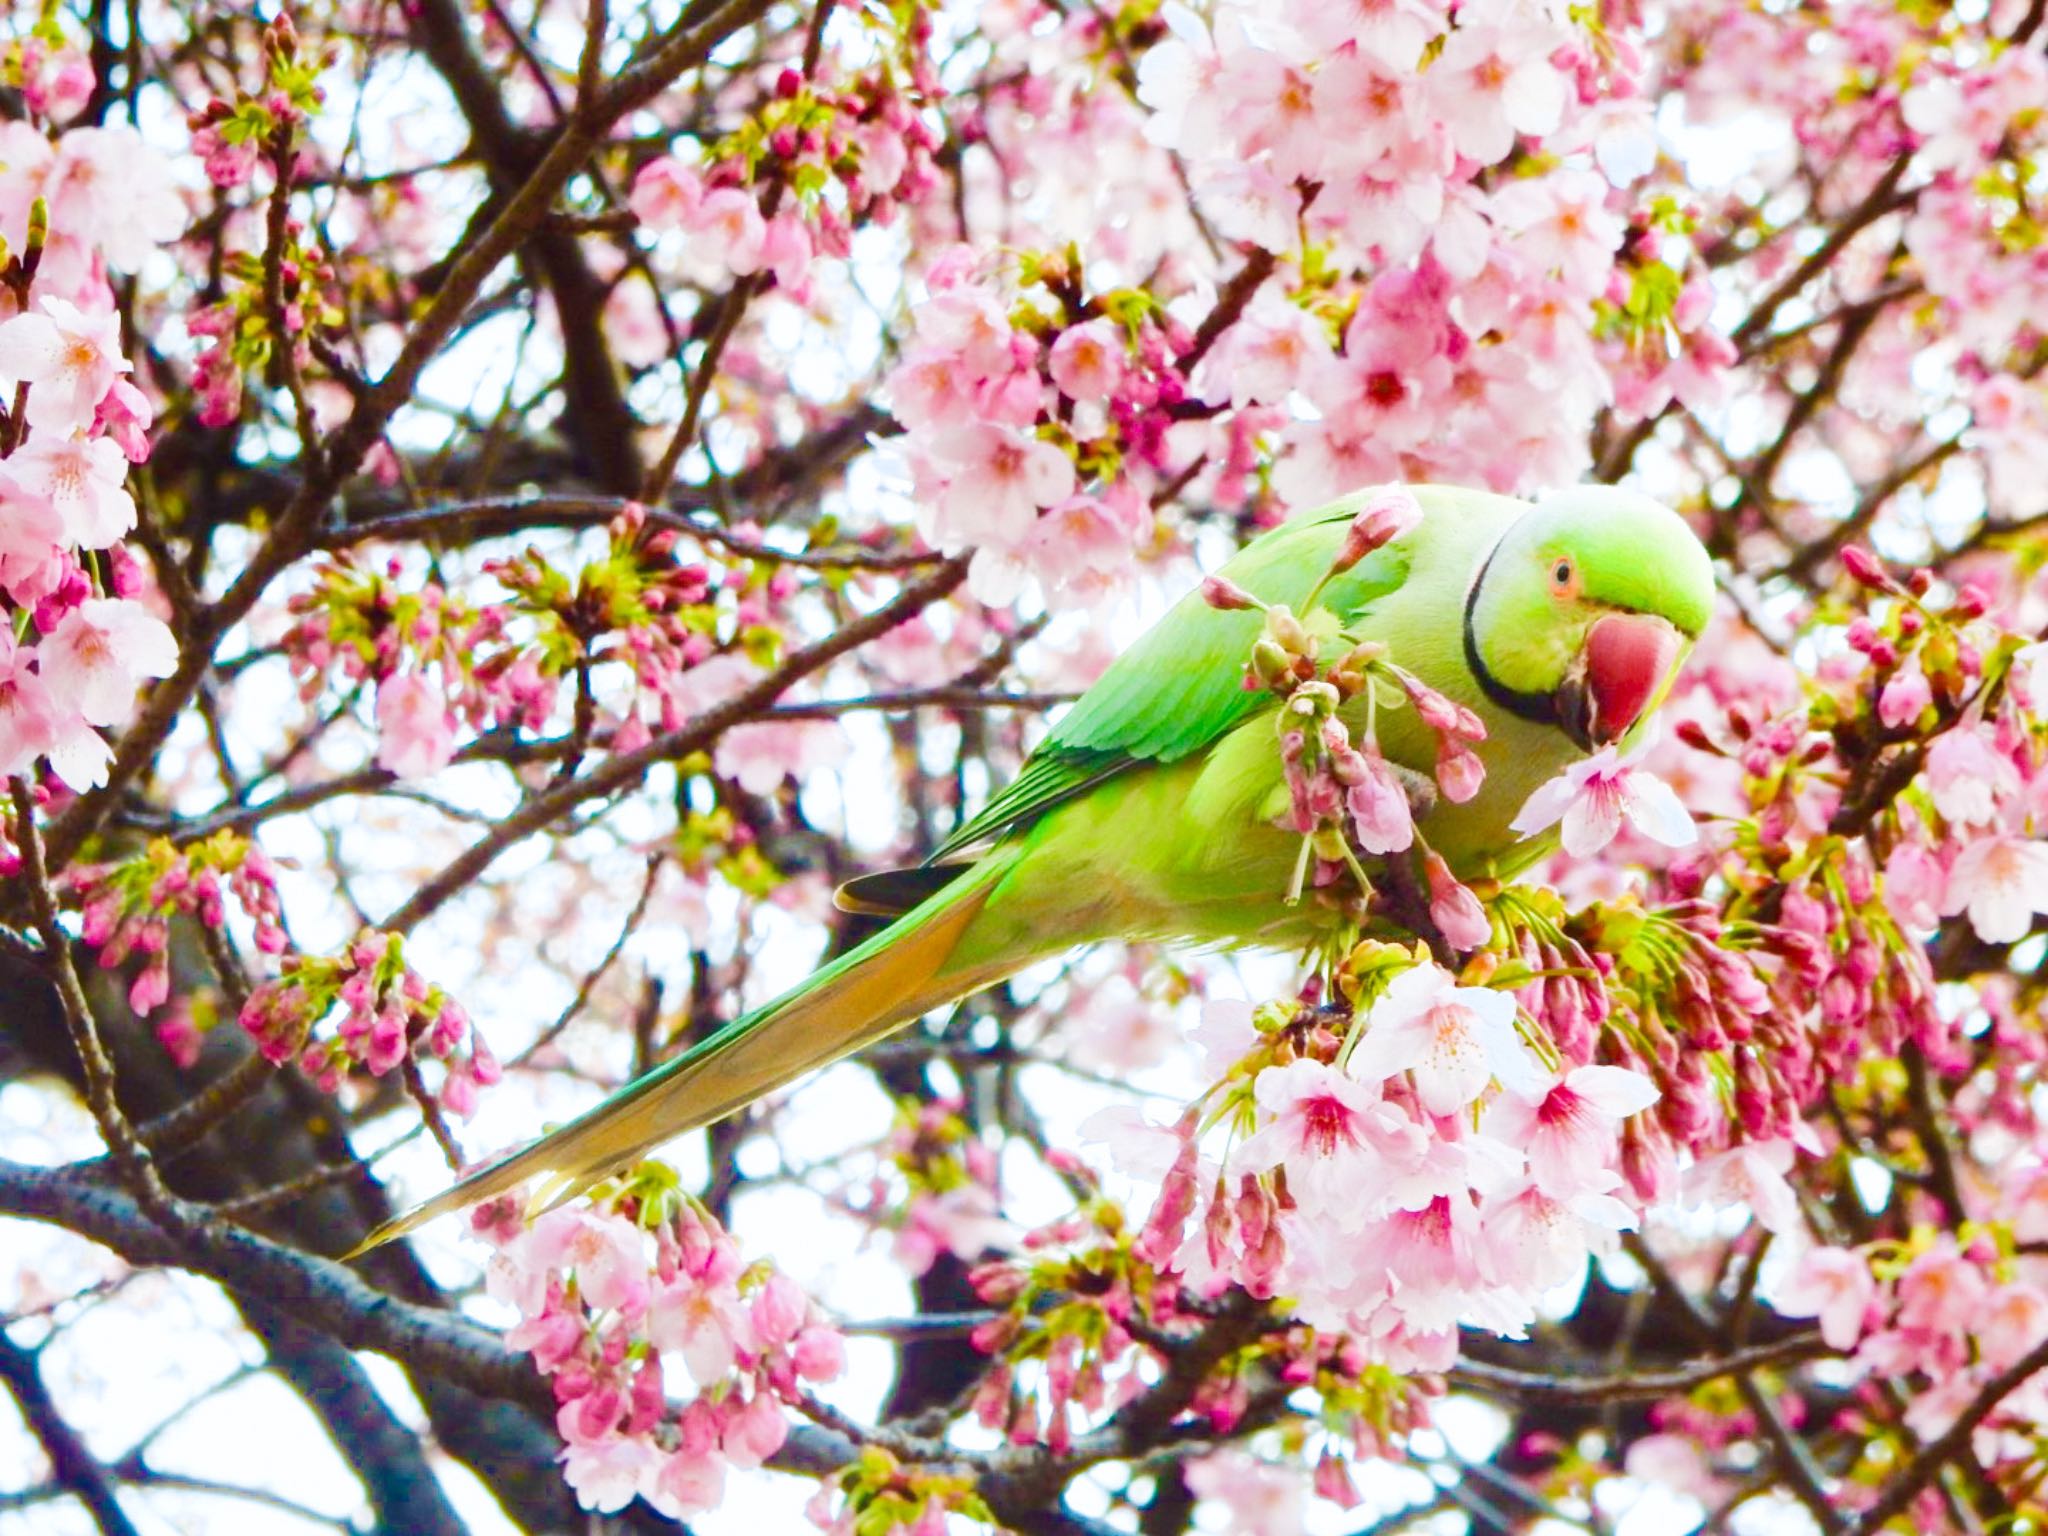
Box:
xmin=1297 ymin=1092 xmax=1360 ymax=1156
xmin=989 ymin=440 xmax=1028 ymax=479
xmin=1535 ymin=1085 xmax=1590 ymax=1130
xmin=1365 ymin=371 xmax=1406 ymax=407
xmin=72 ymin=627 xmax=112 ymax=667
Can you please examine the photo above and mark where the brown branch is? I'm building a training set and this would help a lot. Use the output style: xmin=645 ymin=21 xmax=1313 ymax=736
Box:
xmin=10 ymin=780 xmax=172 ymax=1222
xmin=1446 ymin=1333 xmax=1832 ymax=1408
xmin=321 ymin=491 xmax=943 ymax=569
xmin=379 ymin=554 xmax=971 ymax=934
xmin=1176 ymin=248 xmax=1277 ymax=372
xmin=0 ymin=1157 xmax=868 ymax=1493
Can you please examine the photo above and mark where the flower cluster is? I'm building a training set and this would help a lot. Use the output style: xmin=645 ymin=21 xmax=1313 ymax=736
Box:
xmin=61 ymin=831 xmax=287 ymax=1027
xmin=0 ymin=105 xmax=181 ymax=793
xmin=1134 ymin=0 xmax=1717 ymax=499
xmin=963 ymin=1133 xmax=1437 ymax=1501
xmin=1111 ymin=951 xmax=1657 ymax=1368
xmin=853 ymin=1096 xmax=1013 ymax=1279
xmin=477 ymin=1174 xmax=845 ymax=1517
xmin=628 ymin=47 xmax=944 ymax=300
xmin=1774 ymin=1230 xmax=2048 ymax=1492
xmin=237 ymin=929 xmax=496 ymax=1113
xmin=285 ymin=505 xmax=849 ymax=793
xmin=883 ymin=246 xmax=1173 ymax=606
xmin=283 ymin=552 xmax=505 ymax=780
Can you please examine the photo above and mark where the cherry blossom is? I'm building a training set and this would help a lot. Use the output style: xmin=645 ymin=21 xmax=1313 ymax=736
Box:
xmin=0 ymin=297 xmax=131 ymax=433
xmin=374 ymin=671 xmax=458 ymax=780
xmin=1483 ymin=1065 xmax=1660 ymax=1195
xmin=1235 ymin=1058 xmax=1419 ymax=1224
xmin=34 ymin=597 xmax=176 ymax=726
xmin=1510 ymin=728 xmax=1698 ymax=856
xmin=1347 ymin=963 xmax=1541 ymax=1114
xmin=7 ymin=434 xmax=136 ymax=548
xmin=1942 ymin=833 xmax=2048 ymax=945
xmin=1772 ymin=1245 xmax=1876 ymax=1351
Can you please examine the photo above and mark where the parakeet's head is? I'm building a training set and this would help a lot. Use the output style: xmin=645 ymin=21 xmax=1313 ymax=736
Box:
xmin=1463 ymin=486 xmax=1715 ymax=752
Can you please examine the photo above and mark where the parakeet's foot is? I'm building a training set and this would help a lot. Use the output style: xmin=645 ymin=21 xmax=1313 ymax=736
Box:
xmin=1385 ymin=761 xmax=1438 ymax=819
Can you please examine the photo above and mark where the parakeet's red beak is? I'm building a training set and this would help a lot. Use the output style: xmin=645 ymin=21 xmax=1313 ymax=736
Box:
xmin=1560 ymin=613 xmax=1684 ymax=750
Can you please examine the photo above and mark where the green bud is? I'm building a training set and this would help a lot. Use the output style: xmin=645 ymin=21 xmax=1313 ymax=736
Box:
xmin=1251 ymin=636 xmax=1292 ymax=686
xmin=1265 ymin=604 xmax=1309 ymax=654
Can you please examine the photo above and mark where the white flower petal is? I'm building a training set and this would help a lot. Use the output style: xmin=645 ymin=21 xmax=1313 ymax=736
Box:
xmin=1620 ymin=770 xmax=1698 ymax=847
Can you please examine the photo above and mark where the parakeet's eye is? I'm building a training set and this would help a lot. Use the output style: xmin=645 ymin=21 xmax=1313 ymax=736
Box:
xmin=1549 ymin=558 xmax=1578 ymax=598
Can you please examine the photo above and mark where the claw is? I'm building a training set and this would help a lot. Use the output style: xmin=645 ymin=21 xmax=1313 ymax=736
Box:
xmin=1384 ymin=761 xmax=1439 ymax=820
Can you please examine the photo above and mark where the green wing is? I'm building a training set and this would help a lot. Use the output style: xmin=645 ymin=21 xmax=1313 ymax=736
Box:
xmin=927 ymin=499 xmax=1412 ymax=864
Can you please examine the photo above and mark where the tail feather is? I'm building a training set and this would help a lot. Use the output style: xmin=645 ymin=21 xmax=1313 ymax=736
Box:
xmin=350 ymin=852 xmax=1016 ymax=1254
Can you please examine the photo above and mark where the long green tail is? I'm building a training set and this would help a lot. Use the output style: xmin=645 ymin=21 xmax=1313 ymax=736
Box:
xmin=354 ymin=849 xmax=1021 ymax=1252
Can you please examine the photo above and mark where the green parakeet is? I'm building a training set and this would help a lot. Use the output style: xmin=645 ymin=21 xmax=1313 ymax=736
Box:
xmin=361 ymin=482 xmax=1714 ymax=1248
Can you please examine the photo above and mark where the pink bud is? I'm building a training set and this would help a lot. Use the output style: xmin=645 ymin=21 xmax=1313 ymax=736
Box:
xmin=1200 ymin=574 xmax=1259 ymax=611
xmin=791 ymin=1325 xmax=846 ymax=1382
xmin=1435 ymin=742 xmax=1485 ymax=804
xmin=1332 ymin=489 xmax=1423 ymax=574
xmin=1423 ymin=853 xmax=1490 ymax=951
xmin=1839 ymin=545 xmax=1888 ymax=589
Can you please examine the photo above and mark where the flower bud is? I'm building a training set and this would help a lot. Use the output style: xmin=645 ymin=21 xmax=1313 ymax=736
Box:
xmin=1201 ymin=574 xmax=1259 ymax=611
xmin=1330 ymin=489 xmax=1423 ymax=576
xmin=1839 ymin=545 xmax=1888 ymax=588
xmin=1265 ymin=604 xmax=1310 ymax=655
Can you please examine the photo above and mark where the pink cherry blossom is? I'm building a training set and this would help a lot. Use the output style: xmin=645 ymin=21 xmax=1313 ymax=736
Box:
xmin=926 ymin=424 xmax=1075 ymax=549
xmin=1924 ymin=729 xmax=2017 ymax=827
xmin=630 ymin=157 xmax=704 ymax=230
xmin=35 ymin=597 xmax=177 ymax=726
xmin=1134 ymin=5 xmax=1229 ymax=157
xmin=1185 ymin=1449 xmax=1306 ymax=1536
xmin=714 ymin=718 xmax=847 ymax=795
xmin=1063 ymin=975 xmax=1181 ymax=1074
xmin=1883 ymin=840 xmax=1946 ymax=933
xmin=1679 ymin=1139 xmax=1801 ymax=1234
xmin=1772 ymin=1245 xmax=1875 ymax=1350
xmin=0 ymin=630 xmax=59 ymax=779
xmin=1483 ymin=1065 xmax=1660 ymax=1195
xmin=1877 ymin=664 xmax=1931 ymax=728
xmin=648 ymin=1268 xmax=753 ymax=1386
xmin=692 ymin=188 xmax=768 ymax=277
xmin=1196 ymin=293 xmax=1332 ymax=408
xmin=560 ymin=1435 xmax=657 ymax=1513
xmin=1347 ymin=963 xmax=1541 ymax=1114
xmin=7 ymin=435 xmax=136 ymax=549
xmin=1978 ymin=1283 xmax=2048 ymax=1373
xmin=1481 ymin=1178 xmax=1637 ymax=1291
xmin=1423 ymin=851 xmax=1492 ymax=950
xmin=0 ymin=297 xmax=131 ymax=433
xmin=1896 ymin=1239 xmax=1989 ymax=1338
xmin=0 ymin=486 xmax=65 ymax=602
xmin=375 ymin=671 xmax=458 ymax=780
xmin=1281 ymin=0 xmax=1443 ymax=71
xmin=1428 ymin=22 xmax=1568 ymax=165
xmin=1344 ymin=748 xmax=1414 ymax=855
xmin=1943 ymin=833 xmax=2048 ymax=944
xmin=1490 ymin=169 xmax=1626 ymax=295
xmin=1236 ymin=1058 xmax=1419 ymax=1224
xmin=1047 ymin=319 xmax=1126 ymax=406
xmin=41 ymin=124 xmax=184 ymax=271
xmin=645 ymin=1448 xmax=726 ymax=1520
xmin=1510 ymin=728 xmax=1697 ymax=856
